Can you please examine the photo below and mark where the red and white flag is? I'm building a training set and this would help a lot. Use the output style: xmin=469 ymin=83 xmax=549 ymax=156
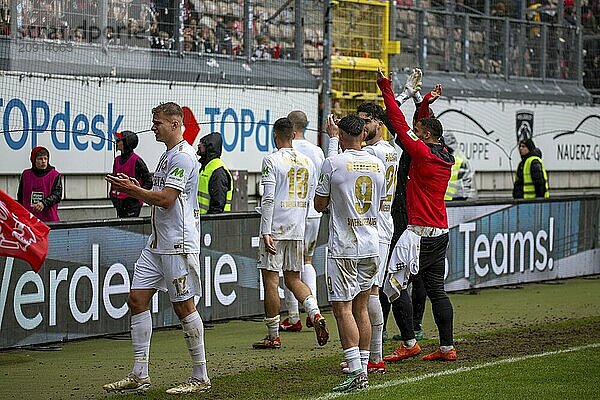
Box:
xmin=0 ymin=189 xmax=50 ymax=272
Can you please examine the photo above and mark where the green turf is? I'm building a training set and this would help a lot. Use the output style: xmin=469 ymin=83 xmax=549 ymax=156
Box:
xmin=336 ymin=345 xmax=600 ymax=400
xmin=0 ymin=276 xmax=598 ymax=399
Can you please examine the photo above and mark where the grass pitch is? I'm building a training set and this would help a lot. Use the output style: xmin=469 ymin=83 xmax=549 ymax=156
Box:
xmin=1 ymin=276 xmax=599 ymax=399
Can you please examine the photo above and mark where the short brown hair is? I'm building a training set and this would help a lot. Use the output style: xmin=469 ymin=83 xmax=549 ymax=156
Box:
xmin=287 ymin=110 xmax=308 ymax=132
xmin=152 ymin=102 xmax=183 ymax=120
xmin=273 ymin=117 xmax=294 ymax=141
xmin=419 ymin=117 xmax=443 ymax=138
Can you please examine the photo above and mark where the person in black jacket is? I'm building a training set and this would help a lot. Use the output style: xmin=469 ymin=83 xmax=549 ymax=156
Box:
xmin=513 ymin=138 xmax=549 ymax=199
xmin=196 ymin=132 xmax=233 ymax=214
xmin=110 ymin=130 xmax=153 ymax=218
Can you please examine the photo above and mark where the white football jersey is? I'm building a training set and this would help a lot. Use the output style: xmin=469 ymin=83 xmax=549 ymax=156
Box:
xmin=316 ymin=149 xmax=386 ymax=258
xmin=260 ymin=147 xmax=316 ymax=240
xmin=292 ymin=139 xmax=325 ymax=218
xmin=363 ymin=140 xmax=399 ymax=244
xmin=148 ymin=140 xmax=200 ymax=254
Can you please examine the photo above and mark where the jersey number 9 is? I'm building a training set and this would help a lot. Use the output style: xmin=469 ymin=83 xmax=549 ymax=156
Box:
xmin=354 ymin=175 xmax=373 ymax=214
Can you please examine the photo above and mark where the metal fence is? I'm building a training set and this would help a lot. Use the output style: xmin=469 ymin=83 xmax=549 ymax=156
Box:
xmin=393 ymin=6 xmax=581 ymax=81
xmin=1 ymin=1 xmax=597 ymax=95
xmin=2 ymin=0 xmax=324 ymax=61
xmin=583 ymin=34 xmax=600 ymax=99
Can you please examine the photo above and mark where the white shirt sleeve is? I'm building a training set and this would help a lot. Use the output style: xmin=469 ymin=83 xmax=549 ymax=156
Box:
xmin=164 ymin=152 xmax=193 ymax=192
xmin=316 ymin=158 xmax=333 ymax=197
xmin=327 ymin=137 xmax=341 ymax=158
xmin=259 ymin=157 xmax=276 ymax=235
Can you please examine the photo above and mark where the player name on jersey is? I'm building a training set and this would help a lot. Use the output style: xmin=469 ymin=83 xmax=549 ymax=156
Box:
xmin=347 ymin=217 xmax=378 ymax=227
xmin=345 ymin=161 xmax=382 ymax=173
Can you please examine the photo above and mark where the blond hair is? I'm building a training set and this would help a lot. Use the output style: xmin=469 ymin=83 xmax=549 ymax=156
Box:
xmin=152 ymin=102 xmax=183 ymax=120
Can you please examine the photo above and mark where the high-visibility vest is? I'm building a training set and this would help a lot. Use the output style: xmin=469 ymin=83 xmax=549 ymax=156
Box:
xmin=444 ymin=155 xmax=462 ymax=201
xmin=522 ymin=156 xmax=549 ymax=199
xmin=197 ymin=158 xmax=233 ymax=214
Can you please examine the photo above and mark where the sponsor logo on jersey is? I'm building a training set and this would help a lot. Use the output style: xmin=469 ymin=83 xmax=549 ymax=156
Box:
xmin=170 ymin=167 xmax=185 ymax=179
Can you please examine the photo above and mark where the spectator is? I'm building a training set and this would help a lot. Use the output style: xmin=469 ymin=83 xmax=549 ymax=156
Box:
xmin=109 ymin=130 xmax=153 ymax=218
xmin=215 ymin=16 xmax=232 ymax=54
xmin=196 ymin=132 xmax=233 ymax=214
xmin=71 ymin=27 xmax=84 ymax=42
xmin=513 ymin=138 xmax=549 ymax=199
xmin=0 ymin=6 xmax=9 ymax=36
xmin=198 ymin=24 xmax=217 ymax=53
xmin=254 ymin=36 xmax=272 ymax=59
xmin=564 ymin=5 xmax=577 ymax=26
xmin=183 ymin=33 xmax=197 ymax=52
xmin=582 ymin=0 xmax=599 ymax=32
xmin=491 ymin=1 xmax=506 ymax=16
xmin=17 ymin=146 xmax=62 ymax=222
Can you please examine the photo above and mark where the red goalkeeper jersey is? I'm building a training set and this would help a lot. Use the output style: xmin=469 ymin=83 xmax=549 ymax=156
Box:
xmin=378 ymin=77 xmax=454 ymax=229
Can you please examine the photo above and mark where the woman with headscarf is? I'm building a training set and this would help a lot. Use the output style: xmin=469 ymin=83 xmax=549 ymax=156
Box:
xmin=17 ymin=146 xmax=62 ymax=222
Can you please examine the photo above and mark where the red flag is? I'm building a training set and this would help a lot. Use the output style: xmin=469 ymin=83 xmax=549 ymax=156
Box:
xmin=0 ymin=190 xmax=50 ymax=272
xmin=182 ymin=106 xmax=201 ymax=145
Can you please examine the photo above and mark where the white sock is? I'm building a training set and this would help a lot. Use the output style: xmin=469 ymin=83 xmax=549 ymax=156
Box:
xmin=131 ymin=310 xmax=152 ymax=378
xmin=343 ymin=346 xmax=361 ymax=374
xmin=302 ymin=263 xmax=317 ymax=301
xmin=181 ymin=311 xmax=209 ymax=382
xmin=368 ymin=294 xmax=384 ymax=363
xmin=265 ymin=315 xmax=280 ymax=340
xmin=440 ymin=345 xmax=454 ymax=352
xmin=360 ymin=350 xmax=370 ymax=375
xmin=302 ymin=295 xmax=320 ymax=321
xmin=284 ymin=286 xmax=300 ymax=323
xmin=405 ymin=338 xmax=417 ymax=348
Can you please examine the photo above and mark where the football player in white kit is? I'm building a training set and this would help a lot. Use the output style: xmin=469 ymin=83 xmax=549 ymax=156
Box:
xmin=315 ymin=114 xmax=386 ymax=393
xmin=104 ymin=102 xmax=210 ymax=395
xmin=253 ymin=117 xmax=329 ymax=349
xmin=356 ymin=101 xmax=398 ymax=374
xmin=279 ymin=110 xmax=326 ymax=332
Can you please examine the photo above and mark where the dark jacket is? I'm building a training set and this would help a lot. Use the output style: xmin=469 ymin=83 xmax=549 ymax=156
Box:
xmin=513 ymin=148 xmax=547 ymax=199
xmin=198 ymin=132 xmax=232 ymax=214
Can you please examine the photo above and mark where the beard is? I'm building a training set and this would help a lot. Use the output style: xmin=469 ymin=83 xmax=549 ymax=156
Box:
xmin=364 ymin=130 xmax=376 ymax=142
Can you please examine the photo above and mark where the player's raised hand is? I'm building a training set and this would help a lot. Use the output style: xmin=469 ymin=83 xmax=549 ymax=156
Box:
xmin=325 ymin=114 xmax=340 ymax=138
xmin=431 ymin=84 xmax=443 ymax=99
xmin=377 ymin=66 xmax=387 ymax=80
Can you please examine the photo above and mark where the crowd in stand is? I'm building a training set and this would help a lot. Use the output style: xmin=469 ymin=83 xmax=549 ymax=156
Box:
xmin=0 ymin=0 xmax=311 ymax=58
xmin=0 ymin=0 xmax=597 ymax=93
